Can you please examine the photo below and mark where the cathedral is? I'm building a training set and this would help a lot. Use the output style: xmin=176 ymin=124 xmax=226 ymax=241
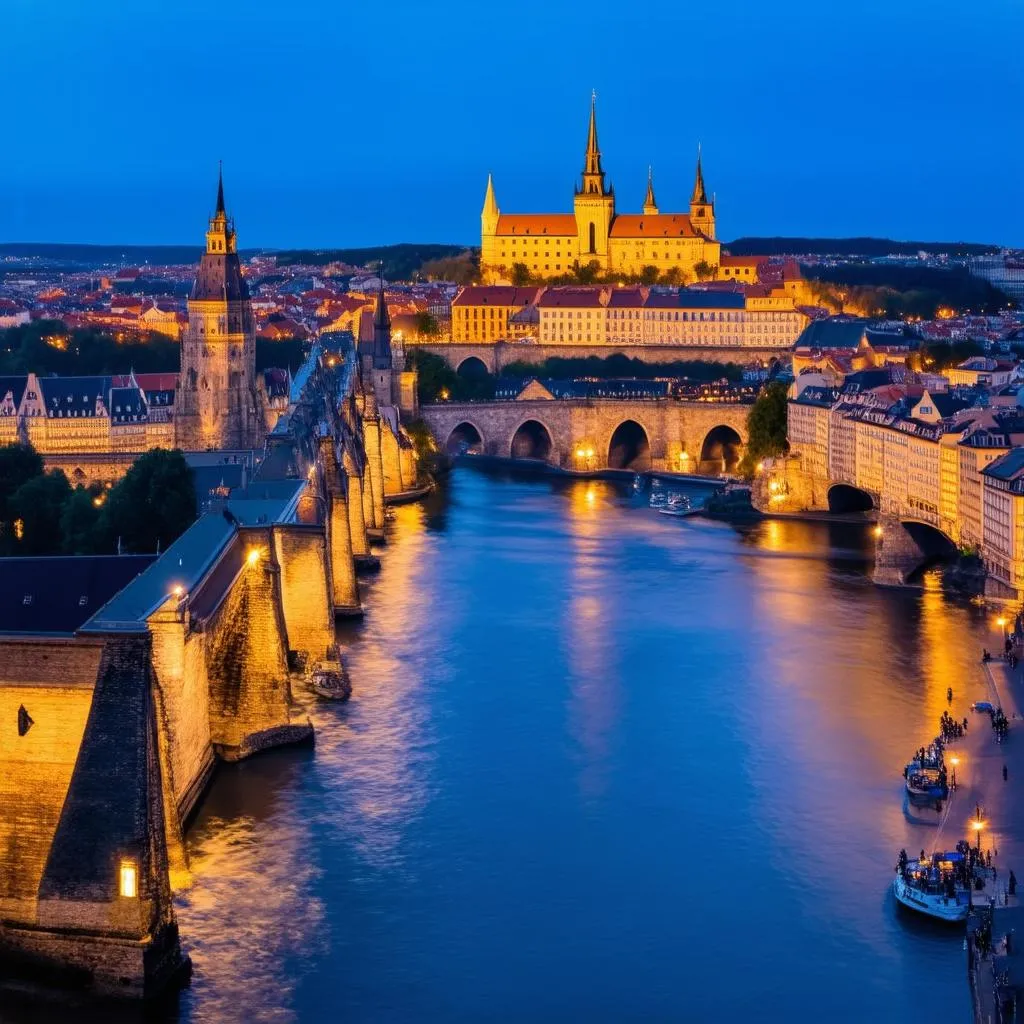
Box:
xmin=480 ymin=95 xmax=722 ymax=284
xmin=175 ymin=170 xmax=268 ymax=451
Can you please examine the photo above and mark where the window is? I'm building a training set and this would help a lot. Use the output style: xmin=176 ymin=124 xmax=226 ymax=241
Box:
xmin=119 ymin=860 xmax=138 ymax=898
xmin=22 ymin=595 xmax=32 ymax=605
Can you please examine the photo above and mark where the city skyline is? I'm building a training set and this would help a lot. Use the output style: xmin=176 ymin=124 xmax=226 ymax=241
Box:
xmin=3 ymin=0 xmax=1023 ymax=248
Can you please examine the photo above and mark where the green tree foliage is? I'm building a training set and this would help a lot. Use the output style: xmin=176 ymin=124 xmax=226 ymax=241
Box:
xmin=510 ymin=262 xmax=532 ymax=286
xmin=501 ymin=354 xmax=743 ymax=382
xmin=8 ymin=470 xmax=72 ymax=555
xmin=0 ymin=320 xmax=178 ymax=375
xmin=740 ymin=382 xmax=790 ymax=476
xmin=803 ymin=265 xmax=1013 ymax=318
xmin=413 ymin=312 xmax=441 ymax=338
xmin=407 ymin=350 xmax=495 ymax=402
xmin=255 ymin=337 xmax=307 ymax=373
xmin=0 ymin=443 xmax=44 ymax=537
xmin=639 ymin=265 xmax=660 ymax=285
xmin=101 ymin=449 xmax=197 ymax=554
xmin=693 ymin=260 xmax=718 ymax=282
xmin=60 ymin=486 xmax=104 ymax=554
xmin=419 ymin=252 xmax=479 ymax=284
xmin=921 ymin=340 xmax=985 ymax=370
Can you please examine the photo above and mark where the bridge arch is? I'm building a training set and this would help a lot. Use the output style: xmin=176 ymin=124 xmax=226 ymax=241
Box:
xmin=607 ymin=419 xmax=651 ymax=471
xmin=828 ymin=483 xmax=875 ymax=514
xmin=456 ymin=355 xmax=490 ymax=380
xmin=699 ymin=424 xmax=743 ymax=474
xmin=445 ymin=421 xmax=485 ymax=456
xmin=509 ymin=419 xmax=554 ymax=462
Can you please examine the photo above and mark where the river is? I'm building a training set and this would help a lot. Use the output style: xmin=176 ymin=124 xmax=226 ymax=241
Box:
xmin=169 ymin=469 xmax=995 ymax=1021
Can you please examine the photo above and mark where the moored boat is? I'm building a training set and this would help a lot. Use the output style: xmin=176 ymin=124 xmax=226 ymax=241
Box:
xmin=892 ymin=850 xmax=971 ymax=923
xmin=905 ymin=766 xmax=948 ymax=801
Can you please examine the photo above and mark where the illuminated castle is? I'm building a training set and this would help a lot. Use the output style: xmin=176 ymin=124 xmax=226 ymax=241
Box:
xmin=480 ymin=94 xmax=721 ymax=284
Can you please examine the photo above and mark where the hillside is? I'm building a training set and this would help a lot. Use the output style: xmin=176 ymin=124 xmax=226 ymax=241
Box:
xmin=725 ymin=237 xmax=1001 ymax=258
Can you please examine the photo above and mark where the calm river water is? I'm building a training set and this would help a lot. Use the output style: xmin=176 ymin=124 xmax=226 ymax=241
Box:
xmin=169 ymin=470 xmax=993 ymax=1020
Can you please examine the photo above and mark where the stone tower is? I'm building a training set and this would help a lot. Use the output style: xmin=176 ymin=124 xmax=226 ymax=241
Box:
xmin=362 ymin=273 xmax=396 ymax=409
xmin=176 ymin=168 xmax=263 ymax=451
xmin=481 ymin=173 xmax=500 ymax=239
xmin=689 ymin=146 xmax=715 ymax=240
xmin=573 ymin=92 xmax=615 ymax=261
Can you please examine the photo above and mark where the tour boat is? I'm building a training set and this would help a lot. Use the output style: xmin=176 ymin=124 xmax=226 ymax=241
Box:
xmin=649 ymin=491 xmax=669 ymax=509
xmin=905 ymin=767 xmax=948 ymax=801
xmin=659 ymin=495 xmax=698 ymax=518
xmin=893 ymin=851 xmax=972 ymax=923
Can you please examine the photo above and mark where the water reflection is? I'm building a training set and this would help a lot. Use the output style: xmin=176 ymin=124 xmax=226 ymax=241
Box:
xmin=160 ymin=468 xmax=983 ymax=1022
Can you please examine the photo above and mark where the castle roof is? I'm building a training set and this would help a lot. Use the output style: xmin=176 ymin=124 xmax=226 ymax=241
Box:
xmin=191 ymin=251 xmax=250 ymax=302
xmin=494 ymin=214 xmax=578 ymax=237
xmin=536 ymin=287 xmax=607 ymax=308
xmin=452 ymin=286 xmax=541 ymax=307
xmin=609 ymin=214 xmax=699 ymax=238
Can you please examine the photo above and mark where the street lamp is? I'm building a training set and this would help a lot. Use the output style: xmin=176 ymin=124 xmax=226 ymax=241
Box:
xmin=972 ymin=818 xmax=985 ymax=853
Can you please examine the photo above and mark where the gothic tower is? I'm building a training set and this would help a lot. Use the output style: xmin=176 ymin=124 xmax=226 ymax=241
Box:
xmin=361 ymin=272 xmax=396 ymax=409
xmin=573 ymin=92 xmax=615 ymax=261
xmin=176 ymin=168 xmax=264 ymax=451
xmin=689 ymin=146 xmax=715 ymax=240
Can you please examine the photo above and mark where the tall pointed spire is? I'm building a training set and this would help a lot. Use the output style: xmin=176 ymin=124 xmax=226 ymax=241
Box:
xmin=643 ymin=165 xmax=658 ymax=216
xmin=579 ymin=90 xmax=606 ymax=195
xmin=374 ymin=262 xmax=390 ymax=334
xmin=691 ymin=145 xmax=708 ymax=205
xmin=215 ymin=159 xmax=226 ymax=217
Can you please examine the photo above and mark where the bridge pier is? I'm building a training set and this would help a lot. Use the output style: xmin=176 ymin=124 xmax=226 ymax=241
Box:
xmin=343 ymin=446 xmax=379 ymax=572
xmin=871 ymin=515 xmax=928 ymax=587
xmin=273 ymin=525 xmax=336 ymax=660
xmin=205 ymin=527 xmax=313 ymax=761
xmin=321 ymin=439 xmax=361 ymax=616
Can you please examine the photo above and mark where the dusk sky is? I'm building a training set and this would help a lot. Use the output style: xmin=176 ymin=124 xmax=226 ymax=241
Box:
xmin=3 ymin=0 xmax=1022 ymax=248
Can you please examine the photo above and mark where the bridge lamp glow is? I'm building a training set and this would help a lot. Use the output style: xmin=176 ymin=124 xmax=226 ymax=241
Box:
xmin=768 ymin=480 xmax=780 ymax=493
xmin=171 ymin=584 xmax=184 ymax=598
xmin=119 ymin=859 xmax=138 ymax=899
xmin=585 ymin=448 xmax=594 ymax=459
xmin=873 ymin=525 xmax=884 ymax=539
xmin=576 ymin=447 xmax=586 ymax=459
xmin=950 ymin=755 xmax=960 ymax=767
xmin=247 ymin=548 xmax=261 ymax=566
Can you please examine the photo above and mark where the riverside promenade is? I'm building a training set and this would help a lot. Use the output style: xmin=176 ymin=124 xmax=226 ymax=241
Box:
xmin=958 ymin=648 xmax=1024 ymax=1022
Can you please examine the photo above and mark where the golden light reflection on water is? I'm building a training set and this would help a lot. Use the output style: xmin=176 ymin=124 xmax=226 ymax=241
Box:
xmin=563 ymin=480 xmax=621 ymax=800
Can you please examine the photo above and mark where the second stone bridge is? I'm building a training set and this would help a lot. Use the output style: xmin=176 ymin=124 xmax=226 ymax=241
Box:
xmin=420 ymin=398 xmax=751 ymax=474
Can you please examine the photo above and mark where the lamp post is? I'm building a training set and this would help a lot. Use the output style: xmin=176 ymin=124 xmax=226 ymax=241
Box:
xmin=972 ymin=818 xmax=985 ymax=854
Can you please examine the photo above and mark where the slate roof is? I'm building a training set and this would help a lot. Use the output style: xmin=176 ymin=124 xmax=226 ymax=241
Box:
xmin=0 ymin=375 xmax=27 ymax=410
xmin=190 ymin=251 xmax=250 ymax=302
xmin=38 ymin=375 xmax=110 ymax=416
xmin=609 ymin=214 xmax=698 ymax=238
xmin=0 ymin=555 xmax=156 ymax=635
xmin=982 ymin=448 xmax=1024 ymax=483
xmin=109 ymin=386 xmax=147 ymax=422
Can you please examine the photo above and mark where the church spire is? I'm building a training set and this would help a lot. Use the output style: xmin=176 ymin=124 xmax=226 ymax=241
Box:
xmin=579 ymin=90 xmax=606 ymax=195
xmin=643 ymin=165 xmax=659 ymax=216
xmin=481 ymin=172 xmax=500 ymax=236
xmin=691 ymin=145 xmax=708 ymax=205
xmin=215 ymin=160 xmax=226 ymax=217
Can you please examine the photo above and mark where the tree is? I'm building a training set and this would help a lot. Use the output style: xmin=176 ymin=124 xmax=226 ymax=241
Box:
xmin=101 ymin=449 xmax=196 ymax=554
xmin=576 ymin=260 xmax=601 ymax=285
xmin=639 ymin=265 xmax=660 ymax=285
xmin=741 ymin=382 xmax=790 ymax=476
xmin=693 ymin=260 xmax=718 ymax=282
xmin=60 ymin=485 xmax=104 ymax=554
xmin=659 ymin=267 xmax=684 ymax=286
xmin=511 ymin=262 xmax=532 ymax=286
xmin=8 ymin=470 xmax=72 ymax=555
xmin=413 ymin=311 xmax=440 ymax=338
xmin=0 ymin=443 xmax=44 ymax=525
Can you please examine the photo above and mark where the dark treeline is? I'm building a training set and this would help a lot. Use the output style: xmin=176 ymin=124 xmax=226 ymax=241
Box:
xmin=0 ymin=320 xmax=308 ymax=376
xmin=408 ymin=350 xmax=743 ymax=404
xmin=0 ymin=445 xmax=196 ymax=556
xmin=804 ymin=264 xmax=1012 ymax=318
xmin=920 ymin=340 xmax=986 ymax=370
xmin=274 ymin=243 xmax=469 ymax=278
xmin=726 ymin=237 xmax=1001 ymax=258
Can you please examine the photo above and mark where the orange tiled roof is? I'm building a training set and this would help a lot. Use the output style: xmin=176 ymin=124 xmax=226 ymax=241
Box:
xmin=495 ymin=214 xmax=577 ymax=237
xmin=719 ymin=254 xmax=767 ymax=267
xmin=609 ymin=214 xmax=698 ymax=239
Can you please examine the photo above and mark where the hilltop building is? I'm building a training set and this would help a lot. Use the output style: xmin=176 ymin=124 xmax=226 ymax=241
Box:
xmin=480 ymin=95 xmax=721 ymax=284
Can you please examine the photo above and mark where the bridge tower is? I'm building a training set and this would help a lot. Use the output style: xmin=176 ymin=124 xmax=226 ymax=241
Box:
xmin=176 ymin=167 xmax=264 ymax=452
xmin=573 ymin=92 xmax=615 ymax=262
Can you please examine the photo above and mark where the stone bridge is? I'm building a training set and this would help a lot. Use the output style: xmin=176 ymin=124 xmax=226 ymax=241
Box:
xmin=421 ymin=398 xmax=751 ymax=474
xmin=0 ymin=341 xmax=425 ymax=999
xmin=408 ymin=340 xmax=788 ymax=376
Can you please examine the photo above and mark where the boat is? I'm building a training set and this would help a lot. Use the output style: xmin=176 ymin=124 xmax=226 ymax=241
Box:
xmin=905 ymin=766 xmax=948 ymax=801
xmin=893 ymin=850 xmax=972 ymax=923
xmin=903 ymin=740 xmax=944 ymax=778
xmin=308 ymin=646 xmax=352 ymax=701
xmin=649 ymin=491 xmax=669 ymax=509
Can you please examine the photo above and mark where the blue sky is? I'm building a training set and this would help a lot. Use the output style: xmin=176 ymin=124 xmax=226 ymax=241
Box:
xmin=2 ymin=0 xmax=1022 ymax=248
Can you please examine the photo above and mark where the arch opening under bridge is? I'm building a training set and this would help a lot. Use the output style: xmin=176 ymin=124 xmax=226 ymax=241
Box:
xmin=700 ymin=425 xmax=743 ymax=474
xmin=510 ymin=419 xmax=554 ymax=462
xmin=608 ymin=420 xmax=651 ymax=471
xmin=456 ymin=355 xmax=490 ymax=380
xmin=828 ymin=483 xmax=875 ymax=514
xmin=446 ymin=421 xmax=485 ymax=456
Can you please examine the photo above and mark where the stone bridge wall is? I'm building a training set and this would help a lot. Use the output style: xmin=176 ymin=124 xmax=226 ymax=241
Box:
xmin=420 ymin=398 xmax=750 ymax=472
xmin=410 ymin=341 xmax=787 ymax=375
